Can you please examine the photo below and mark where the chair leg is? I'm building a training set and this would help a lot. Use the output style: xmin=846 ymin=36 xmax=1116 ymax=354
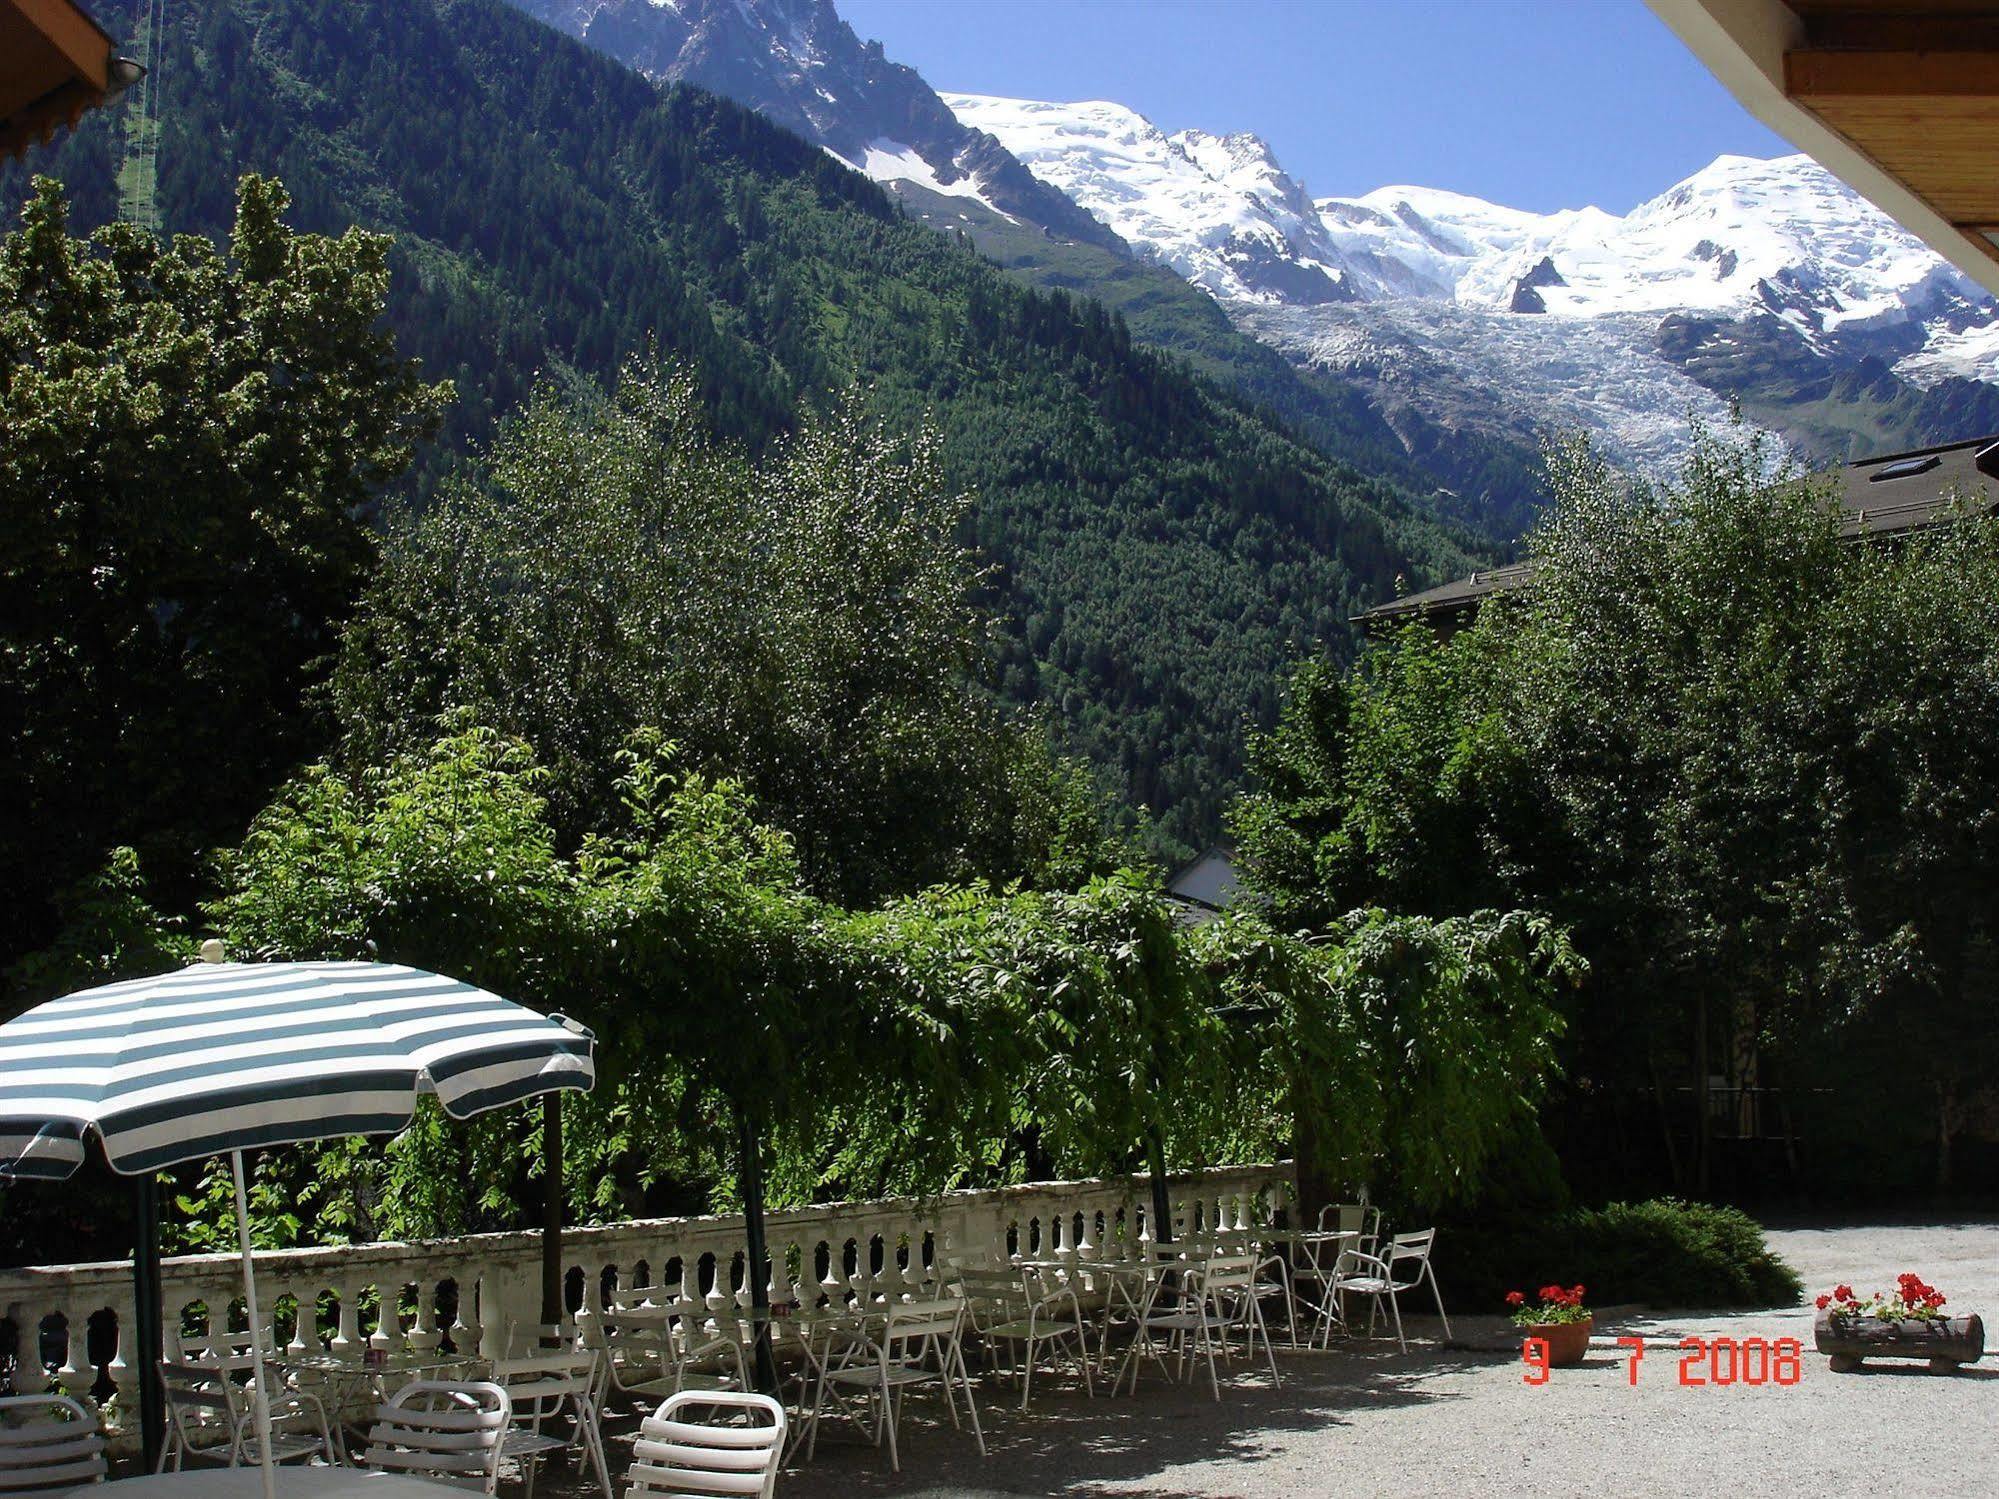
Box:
xmin=1389 ymin=1292 xmax=1407 ymax=1355
xmin=1428 ymin=1266 xmax=1453 ymax=1343
xmin=956 ymin=1344 xmax=986 ymax=1457
xmin=586 ymin=1410 xmax=613 ymax=1498
xmin=882 ymin=1376 xmax=901 ymax=1474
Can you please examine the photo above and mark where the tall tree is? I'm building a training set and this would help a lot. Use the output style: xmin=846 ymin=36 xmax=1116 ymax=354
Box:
xmin=1237 ymin=426 xmax=1999 ymax=1196
xmin=337 ymin=358 xmax=1117 ymax=904
xmin=0 ymin=174 xmax=448 ymax=977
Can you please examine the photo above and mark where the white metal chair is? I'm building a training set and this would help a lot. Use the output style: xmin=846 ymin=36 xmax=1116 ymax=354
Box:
xmin=586 ymin=1302 xmax=747 ymax=1414
xmin=493 ymin=1350 xmax=613 ymax=1498
xmin=952 ymin=1266 xmax=1094 ymax=1410
xmin=0 ymin=1394 xmax=108 ymax=1490
xmin=155 ymin=1357 xmax=333 ymax=1469
xmin=627 ymin=1390 xmax=785 ymax=1499
xmin=808 ymin=1297 xmax=984 ymax=1472
xmin=1115 ymin=1253 xmax=1280 ymax=1400
xmin=1329 ymin=1227 xmax=1451 ymax=1353
xmin=359 ymin=1379 xmax=510 ymax=1493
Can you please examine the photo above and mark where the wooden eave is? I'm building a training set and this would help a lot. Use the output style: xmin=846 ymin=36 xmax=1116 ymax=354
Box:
xmin=1648 ymin=0 xmax=1999 ymax=296
xmin=0 ymin=0 xmax=119 ymax=160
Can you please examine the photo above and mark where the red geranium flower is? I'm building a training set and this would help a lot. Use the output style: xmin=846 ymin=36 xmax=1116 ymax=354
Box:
xmin=1815 ymin=1294 xmax=1830 ymax=1310
xmin=1505 ymin=1291 xmax=1525 ymax=1306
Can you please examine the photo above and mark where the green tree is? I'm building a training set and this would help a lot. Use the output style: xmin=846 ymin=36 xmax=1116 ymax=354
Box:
xmin=0 ymin=173 xmax=449 ymax=980
xmin=337 ymin=357 xmax=1118 ymax=904
xmin=1239 ymin=425 xmax=1999 ymax=1197
xmin=1194 ymin=908 xmax=1576 ymax=1221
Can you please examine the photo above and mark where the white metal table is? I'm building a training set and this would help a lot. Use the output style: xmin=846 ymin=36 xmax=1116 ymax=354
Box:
xmin=64 ymin=1471 xmax=475 ymax=1497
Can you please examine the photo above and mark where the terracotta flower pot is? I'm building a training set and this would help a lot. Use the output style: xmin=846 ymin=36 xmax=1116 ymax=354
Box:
xmin=1522 ymin=1315 xmax=1593 ymax=1367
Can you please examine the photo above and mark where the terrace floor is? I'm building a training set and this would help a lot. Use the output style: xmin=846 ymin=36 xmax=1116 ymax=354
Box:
xmin=101 ymin=1222 xmax=1999 ymax=1498
xmin=765 ymin=1222 xmax=1999 ymax=1499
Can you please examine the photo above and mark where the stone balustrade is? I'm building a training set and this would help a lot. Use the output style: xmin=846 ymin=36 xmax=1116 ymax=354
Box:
xmin=0 ymin=1162 xmax=1287 ymax=1449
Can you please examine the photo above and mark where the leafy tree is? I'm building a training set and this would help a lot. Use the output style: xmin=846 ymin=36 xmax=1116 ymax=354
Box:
xmin=0 ymin=173 xmax=449 ymax=979
xmin=337 ymin=357 xmax=1120 ymax=904
xmin=1195 ymin=908 xmax=1577 ymax=1221
xmin=1240 ymin=425 xmax=1999 ymax=1196
xmin=5 ymin=0 xmax=1483 ymax=856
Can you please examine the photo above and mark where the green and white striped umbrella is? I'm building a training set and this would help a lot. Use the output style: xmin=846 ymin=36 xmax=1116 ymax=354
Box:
xmin=0 ymin=959 xmax=595 ymax=1180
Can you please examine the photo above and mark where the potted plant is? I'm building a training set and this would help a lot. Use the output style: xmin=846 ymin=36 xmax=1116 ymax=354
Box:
xmin=1507 ymin=1283 xmax=1592 ymax=1367
xmin=1814 ymin=1273 xmax=1985 ymax=1373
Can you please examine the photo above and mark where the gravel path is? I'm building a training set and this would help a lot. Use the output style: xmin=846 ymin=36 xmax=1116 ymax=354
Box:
xmin=760 ymin=1222 xmax=1999 ymax=1499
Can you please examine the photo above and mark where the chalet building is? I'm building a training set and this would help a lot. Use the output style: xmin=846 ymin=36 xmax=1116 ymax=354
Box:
xmin=1164 ymin=844 xmax=1239 ymax=926
xmin=2 ymin=0 xmax=135 ymax=159
xmin=1358 ymin=432 xmax=1999 ymax=635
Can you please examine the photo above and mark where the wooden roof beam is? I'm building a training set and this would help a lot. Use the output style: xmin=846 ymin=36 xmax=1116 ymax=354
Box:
xmin=1787 ymin=48 xmax=1999 ymax=97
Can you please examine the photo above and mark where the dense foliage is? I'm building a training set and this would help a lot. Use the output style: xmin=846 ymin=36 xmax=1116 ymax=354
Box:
xmin=2 ymin=0 xmax=1484 ymax=856
xmin=135 ymin=716 xmax=1574 ymax=1254
xmin=1237 ymin=426 xmax=1999 ymax=1197
xmin=338 ymin=359 xmax=1114 ymax=904
xmin=1449 ymin=1199 xmax=1803 ymax=1311
xmin=0 ymin=175 xmax=446 ymax=962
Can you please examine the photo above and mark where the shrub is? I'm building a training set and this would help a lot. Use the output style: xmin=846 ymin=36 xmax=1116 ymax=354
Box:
xmin=1438 ymin=1198 xmax=1802 ymax=1311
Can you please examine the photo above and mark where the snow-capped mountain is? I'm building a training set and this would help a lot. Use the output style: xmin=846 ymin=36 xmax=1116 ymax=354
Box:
xmin=938 ymin=96 xmax=1353 ymax=303
xmin=505 ymin=0 xmax=1122 ymax=250
xmin=501 ymin=0 xmax=1999 ymax=519
xmin=952 ymin=91 xmax=1999 ymax=480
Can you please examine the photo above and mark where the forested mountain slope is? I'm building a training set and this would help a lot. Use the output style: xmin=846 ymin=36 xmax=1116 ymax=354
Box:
xmin=508 ymin=0 xmax=1549 ymax=537
xmin=3 ymin=0 xmax=1482 ymax=853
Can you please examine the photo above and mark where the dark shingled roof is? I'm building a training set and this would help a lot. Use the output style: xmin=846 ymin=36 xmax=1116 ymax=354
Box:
xmin=1358 ymin=433 xmax=1999 ymax=632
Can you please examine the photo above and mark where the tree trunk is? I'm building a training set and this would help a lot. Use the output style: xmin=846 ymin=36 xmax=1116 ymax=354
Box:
xmin=540 ymin=1092 xmax=564 ymax=1345
xmin=1648 ymin=1039 xmax=1684 ymax=1194
xmin=1291 ymin=1088 xmax=1338 ymax=1230
xmin=1694 ymin=990 xmax=1711 ymax=1198
xmin=1145 ymin=1125 xmax=1173 ymax=1247
xmin=1937 ymin=1076 xmax=1957 ymax=1195
xmin=734 ymin=1103 xmax=780 ymax=1395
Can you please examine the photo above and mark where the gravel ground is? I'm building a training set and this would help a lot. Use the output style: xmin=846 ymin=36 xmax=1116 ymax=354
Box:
xmin=150 ymin=1222 xmax=1985 ymax=1499
xmin=757 ymin=1221 xmax=1999 ymax=1499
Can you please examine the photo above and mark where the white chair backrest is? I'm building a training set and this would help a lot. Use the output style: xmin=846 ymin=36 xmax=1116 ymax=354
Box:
xmin=158 ymin=1359 xmax=244 ymax=1431
xmin=628 ymin=1390 xmax=786 ymax=1499
xmin=362 ymin=1380 xmax=510 ymax=1493
xmin=492 ymin=1350 xmax=598 ymax=1418
xmin=951 ymin=1269 xmax=1028 ymax=1312
xmin=1199 ymin=1253 xmax=1259 ymax=1294
xmin=884 ymin=1297 xmax=965 ymax=1353
xmin=0 ymin=1394 xmax=109 ymax=1491
xmin=1388 ymin=1228 xmax=1436 ymax=1265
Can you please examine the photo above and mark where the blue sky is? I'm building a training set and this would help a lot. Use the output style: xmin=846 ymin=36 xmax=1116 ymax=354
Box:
xmin=836 ymin=0 xmax=1792 ymax=215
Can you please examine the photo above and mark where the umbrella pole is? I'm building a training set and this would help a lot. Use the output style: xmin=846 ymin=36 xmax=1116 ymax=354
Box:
xmin=131 ymin=1172 xmax=166 ymax=1471
xmin=230 ymin=1150 xmax=278 ymax=1499
xmin=732 ymin=1103 xmax=779 ymax=1396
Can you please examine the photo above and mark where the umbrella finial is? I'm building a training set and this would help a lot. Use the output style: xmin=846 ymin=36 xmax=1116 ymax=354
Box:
xmin=199 ymin=939 xmax=227 ymax=965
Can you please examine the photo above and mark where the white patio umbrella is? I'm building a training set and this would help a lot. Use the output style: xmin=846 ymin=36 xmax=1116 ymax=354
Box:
xmin=0 ymin=955 xmax=595 ymax=1499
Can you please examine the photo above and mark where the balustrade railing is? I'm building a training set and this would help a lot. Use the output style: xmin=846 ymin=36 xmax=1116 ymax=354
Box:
xmin=0 ymin=1162 xmax=1286 ymax=1450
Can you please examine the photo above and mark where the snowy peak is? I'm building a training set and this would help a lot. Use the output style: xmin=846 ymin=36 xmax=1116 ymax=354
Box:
xmin=945 ymin=94 xmax=1353 ymax=304
xmin=953 ymin=91 xmax=1997 ymax=377
xmin=503 ymin=0 xmax=1122 ymax=249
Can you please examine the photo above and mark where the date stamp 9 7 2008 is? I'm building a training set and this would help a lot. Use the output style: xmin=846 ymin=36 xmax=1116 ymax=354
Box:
xmin=1522 ymin=1335 xmax=1804 ymax=1386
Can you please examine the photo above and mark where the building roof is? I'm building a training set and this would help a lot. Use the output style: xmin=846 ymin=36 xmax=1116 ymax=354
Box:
xmin=1165 ymin=844 xmax=1239 ymax=926
xmin=1648 ymin=0 xmax=1999 ymax=298
xmin=1358 ymin=431 xmax=1999 ymax=630
xmin=1 ymin=0 xmax=123 ymax=160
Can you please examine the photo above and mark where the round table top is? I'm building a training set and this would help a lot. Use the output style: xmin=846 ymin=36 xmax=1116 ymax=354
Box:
xmin=71 ymin=1469 xmax=473 ymax=1497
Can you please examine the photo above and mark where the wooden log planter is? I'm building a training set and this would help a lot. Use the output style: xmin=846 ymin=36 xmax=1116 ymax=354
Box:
xmin=1814 ymin=1311 xmax=1985 ymax=1373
